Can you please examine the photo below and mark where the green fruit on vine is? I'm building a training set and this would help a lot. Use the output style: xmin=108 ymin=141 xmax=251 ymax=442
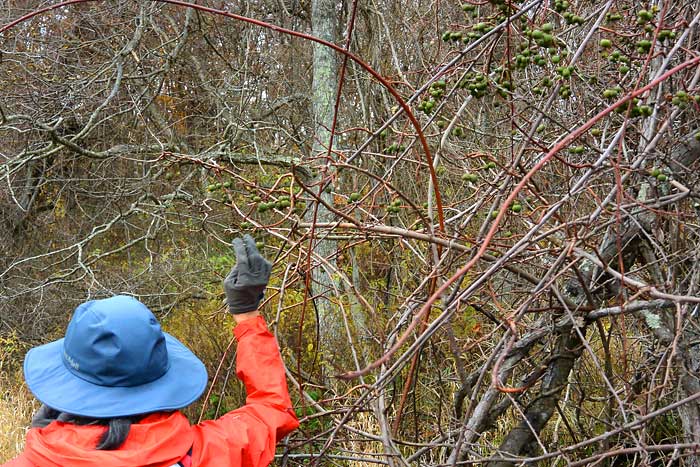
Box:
xmin=637 ymin=40 xmax=652 ymax=53
xmin=223 ymin=181 xmax=232 ymax=188
xmin=442 ymin=31 xmax=451 ymax=42
xmin=619 ymin=65 xmax=630 ymax=74
xmin=637 ymin=9 xmax=653 ymax=22
xmin=253 ymin=195 xmax=262 ymax=202
xmin=511 ymin=204 xmax=522 ymax=213
xmin=257 ymin=203 xmax=269 ymax=213
xmin=551 ymin=55 xmax=561 ymax=64
xmin=541 ymin=23 xmax=553 ymax=33
xmin=650 ymin=168 xmax=661 ymax=177
xmin=486 ymin=161 xmax=497 ymax=169
xmin=240 ymin=221 xmax=252 ymax=229
xmin=571 ymin=145 xmax=585 ymax=154
xmin=600 ymin=38 xmax=612 ymax=48
xmin=656 ymin=174 xmax=668 ymax=181
xmin=207 ymin=184 xmax=217 ymax=192
xmin=537 ymin=124 xmax=546 ymax=133
xmin=349 ymin=192 xmax=361 ymax=202
xmin=491 ymin=211 xmax=498 ymax=219
xmin=591 ymin=128 xmax=602 ymax=137
xmin=255 ymin=241 xmax=264 ymax=250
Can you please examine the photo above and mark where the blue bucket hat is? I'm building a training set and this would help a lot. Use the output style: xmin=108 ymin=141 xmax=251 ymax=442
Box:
xmin=23 ymin=295 xmax=208 ymax=418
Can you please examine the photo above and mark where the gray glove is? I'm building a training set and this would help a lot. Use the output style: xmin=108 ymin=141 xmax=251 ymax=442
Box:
xmin=223 ymin=235 xmax=272 ymax=314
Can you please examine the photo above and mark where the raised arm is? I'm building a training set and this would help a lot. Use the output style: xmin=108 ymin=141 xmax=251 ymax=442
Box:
xmin=191 ymin=315 xmax=298 ymax=467
xmin=190 ymin=236 xmax=298 ymax=467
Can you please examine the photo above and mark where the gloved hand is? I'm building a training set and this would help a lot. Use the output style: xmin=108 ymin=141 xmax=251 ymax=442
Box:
xmin=223 ymin=235 xmax=272 ymax=314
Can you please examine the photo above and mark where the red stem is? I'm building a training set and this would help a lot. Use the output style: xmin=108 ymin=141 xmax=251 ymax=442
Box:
xmin=339 ymin=55 xmax=700 ymax=380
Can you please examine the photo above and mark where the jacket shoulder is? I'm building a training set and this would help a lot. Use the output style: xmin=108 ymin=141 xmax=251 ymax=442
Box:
xmin=1 ymin=454 xmax=35 ymax=467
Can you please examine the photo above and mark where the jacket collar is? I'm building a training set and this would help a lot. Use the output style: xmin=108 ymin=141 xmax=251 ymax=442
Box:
xmin=23 ymin=411 xmax=192 ymax=467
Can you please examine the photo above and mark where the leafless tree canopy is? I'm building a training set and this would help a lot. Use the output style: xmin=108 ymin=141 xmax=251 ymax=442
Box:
xmin=2 ymin=0 xmax=700 ymax=465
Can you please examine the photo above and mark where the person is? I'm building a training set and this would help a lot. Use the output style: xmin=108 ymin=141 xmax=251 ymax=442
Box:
xmin=2 ymin=235 xmax=298 ymax=467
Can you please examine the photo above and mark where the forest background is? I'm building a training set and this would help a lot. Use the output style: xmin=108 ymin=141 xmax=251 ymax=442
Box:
xmin=2 ymin=0 xmax=700 ymax=465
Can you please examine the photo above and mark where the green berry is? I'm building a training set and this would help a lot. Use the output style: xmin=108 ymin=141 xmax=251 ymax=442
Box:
xmin=600 ymin=38 xmax=612 ymax=48
xmin=349 ymin=192 xmax=361 ymax=202
xmin=511 ymin=204 xmax=522 ymax=213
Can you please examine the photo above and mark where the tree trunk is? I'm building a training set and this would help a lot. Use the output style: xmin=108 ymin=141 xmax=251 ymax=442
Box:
xmin=487 ymin=328 xmax=583 ymax=467
xmin=306 ymin=0 xmax=340 ymax=346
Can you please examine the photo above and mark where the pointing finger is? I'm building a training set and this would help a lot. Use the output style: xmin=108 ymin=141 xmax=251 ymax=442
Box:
xmin=232 ymin=237 xmax=249 ymax=268
xmin=243 ymin=234 xmax=260 ymax=257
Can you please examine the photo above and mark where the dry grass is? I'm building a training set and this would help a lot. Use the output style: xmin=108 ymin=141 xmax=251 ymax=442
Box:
xmin=0 ymin=373 xmax=37 ymax=463
xmin=1 ymin=332 xmax=38 ymax=464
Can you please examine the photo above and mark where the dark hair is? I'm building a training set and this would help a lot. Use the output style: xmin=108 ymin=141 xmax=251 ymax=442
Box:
xmin=96 ymin=418 xmax=134 ymax=450
xmin=32 ymin=404 xmax=139 ymax=450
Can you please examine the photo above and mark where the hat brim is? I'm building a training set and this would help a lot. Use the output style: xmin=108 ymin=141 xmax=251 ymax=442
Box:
xmin=24 ymin=332 xmax=208 ymax=418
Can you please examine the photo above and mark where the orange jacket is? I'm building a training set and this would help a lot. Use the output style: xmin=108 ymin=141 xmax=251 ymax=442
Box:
xmin=2 ymin=316 xmax=298 ymax=467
